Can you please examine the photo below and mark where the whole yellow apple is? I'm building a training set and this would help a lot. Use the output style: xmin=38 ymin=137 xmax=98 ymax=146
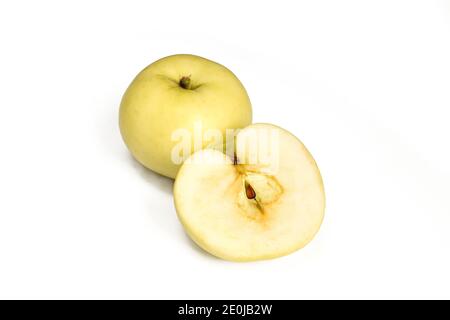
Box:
xmin=119 ymin=54 xmax=252 ymax=178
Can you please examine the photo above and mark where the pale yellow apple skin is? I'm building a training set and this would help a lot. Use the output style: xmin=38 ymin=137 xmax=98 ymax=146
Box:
xmin=119 ymin=54 xmax=252 ymax=178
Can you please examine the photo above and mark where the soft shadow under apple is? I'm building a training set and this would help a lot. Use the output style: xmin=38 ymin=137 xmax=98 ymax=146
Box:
xmin=127 ymin=155 xmax=173 ymax=195
xmin=127 ymin=154 xmax=219 ymax=260
xmin=182 ymin=232 xmax=219 ymax=261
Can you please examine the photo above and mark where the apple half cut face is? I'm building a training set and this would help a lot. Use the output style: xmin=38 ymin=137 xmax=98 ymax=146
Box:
xmin=173 ymin=123 xmax=325 ymax=261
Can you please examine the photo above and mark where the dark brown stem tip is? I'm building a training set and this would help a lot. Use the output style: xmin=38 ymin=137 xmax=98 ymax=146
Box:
xmin=245 ymin=181 xmax=256 ymax=200
xmin=179 ymin=76 xmax=191 ymax=89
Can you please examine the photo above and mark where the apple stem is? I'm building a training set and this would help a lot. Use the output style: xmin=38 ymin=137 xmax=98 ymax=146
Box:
xmin=179 ymin=76 xmax=191 ymax=90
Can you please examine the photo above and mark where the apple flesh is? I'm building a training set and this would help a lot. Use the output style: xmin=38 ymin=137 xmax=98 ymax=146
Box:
xmin=173 ymin=123 xmax=325 ymax=261
xmin=119 ymin=54 xmax=252 ymax=178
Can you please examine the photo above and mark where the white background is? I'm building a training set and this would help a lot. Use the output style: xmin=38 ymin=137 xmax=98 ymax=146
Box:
xmin=0 ymin=0 xmax=449 ymax=299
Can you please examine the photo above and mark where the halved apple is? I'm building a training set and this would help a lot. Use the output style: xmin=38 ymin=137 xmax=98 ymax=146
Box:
xmin=173 ymin=123 xmax=325 ymax=261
